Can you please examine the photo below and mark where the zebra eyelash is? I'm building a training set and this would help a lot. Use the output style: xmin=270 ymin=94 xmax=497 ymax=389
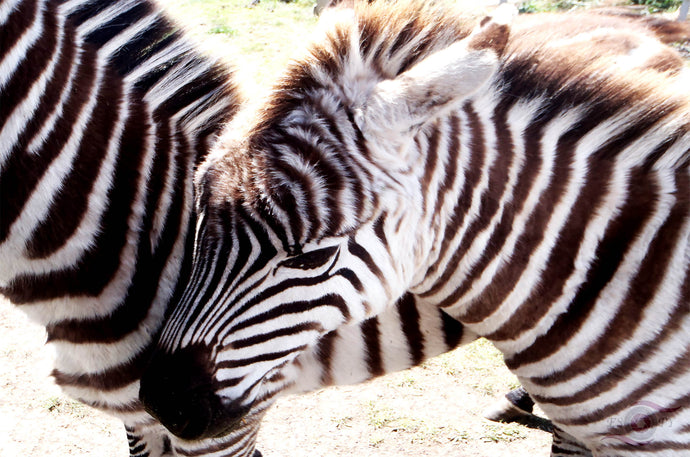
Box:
xmin=275 ymin=244 xmax=341 ymax=272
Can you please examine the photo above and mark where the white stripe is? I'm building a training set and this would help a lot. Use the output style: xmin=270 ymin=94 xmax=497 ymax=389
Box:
xmin=0 ymin=0 xmax=22 ymax=26
xmin=376 ymin=302 xmax=411 ymax=373
xmin=496 ymin=112 xmax=681 ymax=358
xmin=524 ymin=171 xmax=689 ymax=398
xmin=0 ymin=5 xmax=65 ymax=160
xmin=412 ymin=99 xmax=501 ymax=299
xmin=0 ymin=0 xmax=44 ymax=93
xmin=439 ymin=99 xmax=531 ymax=300
xmin=453 ymin=107 xmax=629 ymax=336
xmin=330 ymin=324 xmax=368 ymax=385
xmin=1 ymin=13 xmax=160 ymax=285
xmin=190 ymin=223 xmax=279 ymax=348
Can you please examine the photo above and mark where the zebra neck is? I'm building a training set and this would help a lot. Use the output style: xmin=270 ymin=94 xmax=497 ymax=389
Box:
xmin=411 ymin=90 xmax=689 ymax=358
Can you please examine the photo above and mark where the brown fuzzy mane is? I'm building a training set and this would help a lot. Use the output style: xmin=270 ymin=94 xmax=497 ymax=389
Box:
xmin=246 ymin=1 xmax=689 ymax=169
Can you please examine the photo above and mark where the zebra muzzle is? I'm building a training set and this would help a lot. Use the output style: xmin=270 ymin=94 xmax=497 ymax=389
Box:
xmin=139 ymin=345 xmax=251 ymax=440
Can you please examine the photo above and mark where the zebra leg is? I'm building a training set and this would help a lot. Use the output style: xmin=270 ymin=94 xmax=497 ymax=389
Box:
xmin=484 ymin=386 xmax=536 ymax=423
xmin=551 ymin=427 xmax=593 ymax=457
xmin=125 ymin=424 xmax=174 ymax=457
xmin=483 ymin=388 xmax=593 ymax=456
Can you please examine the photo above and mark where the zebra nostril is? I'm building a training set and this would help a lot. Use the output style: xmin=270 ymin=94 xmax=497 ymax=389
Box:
xmin=139 ymin=345 xmax=249 ymax=440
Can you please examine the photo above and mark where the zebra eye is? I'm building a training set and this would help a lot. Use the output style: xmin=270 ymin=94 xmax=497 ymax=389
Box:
xmin=277 ymin=245 xmax=340 ymax=271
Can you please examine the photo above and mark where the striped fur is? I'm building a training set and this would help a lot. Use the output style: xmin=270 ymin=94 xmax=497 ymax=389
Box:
xmin=0 ymin=0 xmax=244 ymax=454
xmin=0 ymin=3 xmax=558 ymax=455
xmin=143 ymin=1 xmax=690 ymax=455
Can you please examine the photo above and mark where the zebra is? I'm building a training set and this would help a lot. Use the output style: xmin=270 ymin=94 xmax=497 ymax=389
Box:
xmin=139 ymin=1 xmax=690 ymax=455
xmin=0 ymin=0 xmax=249 ymax=454
xmin=0 ymin=1 xmax=569 ymax=455
xmin=284 ymin=296 xmax=593 ymax=457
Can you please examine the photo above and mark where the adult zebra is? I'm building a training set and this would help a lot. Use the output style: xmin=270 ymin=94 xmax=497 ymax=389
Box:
xmin=0 ymin=0 xmax=249 ymax=454
xmin=140 ymin=1 xmax=690 ymax=456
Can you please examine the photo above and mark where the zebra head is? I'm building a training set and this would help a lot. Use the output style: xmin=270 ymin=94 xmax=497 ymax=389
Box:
xmin=140 ymin=2 xmax=512 ymax=441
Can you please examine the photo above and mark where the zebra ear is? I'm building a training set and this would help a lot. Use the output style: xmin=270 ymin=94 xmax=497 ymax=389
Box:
xmin=355 ymin=6 xmax=513 ymax=168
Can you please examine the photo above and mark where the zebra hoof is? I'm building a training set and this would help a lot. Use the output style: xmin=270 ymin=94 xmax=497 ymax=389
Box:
xmin=484 ymin=387 xmax=534 ymax=422
xmin=253 ymin=450 xmax=263 ymax=457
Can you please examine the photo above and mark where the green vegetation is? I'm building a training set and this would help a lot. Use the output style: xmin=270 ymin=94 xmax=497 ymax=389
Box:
xmin=518 ymin=0 xmax=595 ymax=13
xmin=42 ymin=396 xmax=88 ymax=417
xmin=482 ymin=422 xmax=528 ymax=443
xmin=164 ymin=0 xmax=318 ymax=87
xmin=162 ymin=0 xmax=687 ymax=87
xmin=631 ymin=0 xmax=682 ymax=12
xmin=518 ymin=0 xmax=683 ymax=13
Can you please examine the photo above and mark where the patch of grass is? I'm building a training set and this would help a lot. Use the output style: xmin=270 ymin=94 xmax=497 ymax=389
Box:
xmin=43 ymin=396 xmax=88 ymax=417
xmin=208 ymin=24 xmax=237 ymax=35
xmin=518 ymin=0 xmax=600 ymax=13
xmin=518 ymin=0 xmax=683 ymax=13
xmin=631 ymin=0 xmax=682 ymax=12
xmin=163 ymin=0 xmax=318 ymax=87
xmin=330 ymin=415 xmax=353 ymax=429
xmin=437 ymin=339 xmax=522 ymax=398
xmin=395 ymin=373 xmax=418 ymax=388
xmin=447 ymin=427 xmax=472 ymax=443
xmin=365 ymin=402 xmax=399 ymax=429
xmin=482 ymin=423 xmax=528 ymax=443
xmin=368 ymin=433 xmax=385 ymax=447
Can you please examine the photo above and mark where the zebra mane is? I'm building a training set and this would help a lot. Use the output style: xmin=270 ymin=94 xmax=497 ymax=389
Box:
xmin=248 ymin=0 xmax=476 ymax=144
xmin=245 ymin=0 xmax=690 ymax=167
xmin=204 ymin=0 xmax=690 ymax=252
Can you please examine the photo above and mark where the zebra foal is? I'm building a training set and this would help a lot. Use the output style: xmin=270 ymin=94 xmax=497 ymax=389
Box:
xmin=140 ymin=1 xmax=690 ymax=456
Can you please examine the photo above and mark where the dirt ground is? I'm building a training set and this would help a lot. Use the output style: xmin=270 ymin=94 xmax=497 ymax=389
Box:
xmin=0 ymin=298 xmax=552 ymax=456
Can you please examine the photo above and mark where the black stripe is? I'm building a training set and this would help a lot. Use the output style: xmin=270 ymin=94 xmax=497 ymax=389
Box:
xmin=229 ymin=294 xmax=350 ymax=335
xmin=506 ymin=168 xmax=657 ymax=369
xmin=51 ymin=342 xmax=154 ymax=391
xmin=182 ymin=207 xmax=277 ymax=342
xmin=26 ymin=57 xmax=123 ymax=258
xmin=431 ymin=114 xmax=461 ymax=219
xmin=0 ymin=0 xmax=54 ymax=132
xmin=67 ymin=0 xmax=119 ymax=28
xmin=83 ymin=2 xmax=152 ymax=48
xmin=439 ymin=309 xmax=465 ymax=350
xmin=316 ymin=331 xmax=336 ymax=387
xmin=0 ymin=0 xmax=38 ymax=55
xmin=531 ymin=167 xmax=689 ymax=387
xmin=110 ymin=17 xmax=177 ymax=76
xmin=230 ymin=322 xmax=324 ymax=350
xmin=216 ymin=346 xmax=307 ymax=370
xmin=362 ymin=318 xmax=383 ymax=377
xmin=397 ymin=293 xmax=424 ymax=365
xmin=347 ymin=237 xmax=384 ymax=281
xmin=420 ymin=102 xmax=488 ymax=295
xmin=0 ymin=39 xmax=98 ymax=247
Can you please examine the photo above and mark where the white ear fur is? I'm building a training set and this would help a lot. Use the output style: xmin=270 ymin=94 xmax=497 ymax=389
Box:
xmin=355 ymin=9 xmax=513 ymax=170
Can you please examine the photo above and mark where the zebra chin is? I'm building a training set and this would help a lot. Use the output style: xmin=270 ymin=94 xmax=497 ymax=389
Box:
xmin=139 ymin=344 xmax=252 ymax=440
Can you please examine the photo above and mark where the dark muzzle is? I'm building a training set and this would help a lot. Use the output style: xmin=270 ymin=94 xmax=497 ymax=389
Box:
xmin=139 ymin=345 xmax=250 ymax=440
